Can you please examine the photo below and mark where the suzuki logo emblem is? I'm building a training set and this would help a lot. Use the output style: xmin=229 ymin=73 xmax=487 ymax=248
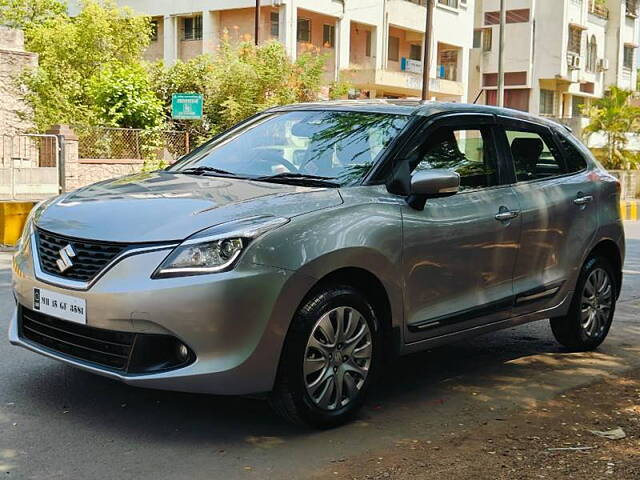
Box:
xmin=56 ymin=244 xmax=76 ymax=273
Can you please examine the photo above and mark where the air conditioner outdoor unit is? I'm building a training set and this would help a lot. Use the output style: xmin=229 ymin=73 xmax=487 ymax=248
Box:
xmin=568 ymin=54 xmax=582 ymax=70
xmin=598 ymin=58 xmax=610 ymax=71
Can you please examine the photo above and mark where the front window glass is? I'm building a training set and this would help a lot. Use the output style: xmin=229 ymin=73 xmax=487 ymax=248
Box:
xmin=170 ymin=111 xmax=409 ymax=186
xmin=407 ymin=126 xmax=500 ymax=191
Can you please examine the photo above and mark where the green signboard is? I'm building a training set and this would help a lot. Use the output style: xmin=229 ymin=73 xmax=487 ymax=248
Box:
xmin=171 ymin=93 xmax=203 ymax=120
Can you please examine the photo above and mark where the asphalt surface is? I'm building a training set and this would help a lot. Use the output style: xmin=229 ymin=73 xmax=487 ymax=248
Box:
xmin=1 ymin=223 xmax=639 ymax=480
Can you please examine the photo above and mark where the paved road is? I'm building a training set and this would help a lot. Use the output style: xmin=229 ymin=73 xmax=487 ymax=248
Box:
xmin=2 ymin=224 xmax=639 ymax=480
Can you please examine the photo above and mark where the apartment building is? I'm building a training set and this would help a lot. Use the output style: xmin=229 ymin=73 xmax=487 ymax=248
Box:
xmin=116 ymin=0 xmax=475 ymax=102
xmin=469 ymin=0 xmax=639 ymax=129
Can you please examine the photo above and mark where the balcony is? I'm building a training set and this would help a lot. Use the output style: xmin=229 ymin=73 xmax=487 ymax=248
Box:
xmin=588 ymin=0 xmax=609 ymax=20
xmin=347 ymin=67 xmax=464 ymax=98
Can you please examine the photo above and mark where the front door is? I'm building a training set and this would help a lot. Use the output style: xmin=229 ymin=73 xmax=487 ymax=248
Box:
xmin=399 ymin=114 xmax=521 ymax=343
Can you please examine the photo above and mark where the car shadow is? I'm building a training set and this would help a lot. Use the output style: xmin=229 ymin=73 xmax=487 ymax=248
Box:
xmin=9 ymin=321 xmax=566 ymax=442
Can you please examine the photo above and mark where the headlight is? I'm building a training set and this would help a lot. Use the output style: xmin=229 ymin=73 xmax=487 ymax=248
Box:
xmin=16 ymin=201 xmax=43 ymax=253
xmin=152 ymin=216 xmax=288 ymax=278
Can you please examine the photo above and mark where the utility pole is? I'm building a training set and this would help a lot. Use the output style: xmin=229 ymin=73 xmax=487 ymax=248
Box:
xmin=421 ymin=0 xmax=434 ymax=101
xmin=254 ymin=0 xmax=261 ymax=46
xmin=497 ymin=0 xmax=506 ymax=107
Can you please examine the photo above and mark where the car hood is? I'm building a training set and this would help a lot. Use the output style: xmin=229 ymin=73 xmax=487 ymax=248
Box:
xmin=35 ymin=171 xmax=343 ymax=243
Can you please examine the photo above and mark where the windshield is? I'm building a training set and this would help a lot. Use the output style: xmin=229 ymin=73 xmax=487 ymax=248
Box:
xmin=169 ymin=110 xmax=409 ymax=186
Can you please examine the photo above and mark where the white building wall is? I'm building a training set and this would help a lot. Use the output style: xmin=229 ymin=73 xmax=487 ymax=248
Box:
xmin=115 ymin=0 xmax=476 ymax=101
xmin=471 ymin=0 xmax=638 ymax=119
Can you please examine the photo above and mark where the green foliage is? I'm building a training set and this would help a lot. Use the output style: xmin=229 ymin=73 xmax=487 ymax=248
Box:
xmin=583 ymin=87 xmax=640 ymax=169
xmin=329 ymin=74 xmax=352 ymax=100
xmin=21 ymin=0 xmax=154 ymax=130
xmin=0 ymin=0 xmax=66 ymax=30
xmin=87 ymin=64 xmax=163 ymax=129
xmin=149 ymin=39 xmax=327 ymax=145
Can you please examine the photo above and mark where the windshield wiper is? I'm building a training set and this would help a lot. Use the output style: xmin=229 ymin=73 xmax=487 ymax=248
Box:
xmin=173 ymin=166 xmax=238 ymax=177
xmin=254 ymin=172 xmax=339 ymax=187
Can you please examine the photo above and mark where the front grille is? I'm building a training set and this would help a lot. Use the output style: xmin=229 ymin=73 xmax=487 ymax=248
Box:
xmin=20 ymin=307 xmax=135 ymax=371
xmin=36 ymin=229 xmax=128 ymax=282
xmin=18 ymin=307 xmax=195 ymax=374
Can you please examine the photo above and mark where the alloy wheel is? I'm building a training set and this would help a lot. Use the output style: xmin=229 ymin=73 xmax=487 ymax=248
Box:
xmin=303 ymin=306 xmax=373 ymax=411
xmin=580 ymin=267 xmax=613 ymax=339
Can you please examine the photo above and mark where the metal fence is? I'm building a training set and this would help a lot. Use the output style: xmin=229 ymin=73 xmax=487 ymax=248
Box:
xmin=76 ymin=126 xmax=190 ymax=163
xmin=0 ymin=134 xmax=60 ymax=200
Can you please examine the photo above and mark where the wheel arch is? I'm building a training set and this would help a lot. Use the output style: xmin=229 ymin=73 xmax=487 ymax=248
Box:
xmin=302 ymin=266 xmax=399 ymax=356
xmin=587 ymin=239 xmax=623 ymax=298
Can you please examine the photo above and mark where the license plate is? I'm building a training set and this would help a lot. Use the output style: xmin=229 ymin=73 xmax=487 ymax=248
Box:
xmin=33 ymin=287 xmax=86 ymax=325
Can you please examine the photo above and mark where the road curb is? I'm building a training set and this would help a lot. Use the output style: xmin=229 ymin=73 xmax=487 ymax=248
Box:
xmin=620 ymin=201 xmax=639 ymax=221
xmin=0 ymin=201 xmax=36 ymax=246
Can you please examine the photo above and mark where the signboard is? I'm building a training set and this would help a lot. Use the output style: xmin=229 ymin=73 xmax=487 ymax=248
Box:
xmin=401 ymin=57 xmax=423 ymax=74
xmin=171 ymin=93 xmax=203 ymax=120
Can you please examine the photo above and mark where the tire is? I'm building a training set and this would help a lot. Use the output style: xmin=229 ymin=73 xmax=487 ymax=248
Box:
xmin=270 ymin=285 xmax=382 ymax=428
xmin=550 ymin=256 xmax=617 ymax=352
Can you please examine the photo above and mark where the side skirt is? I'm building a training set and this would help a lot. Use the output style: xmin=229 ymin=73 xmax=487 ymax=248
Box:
xmin=400 ymin=293 xmax=572 ymax=356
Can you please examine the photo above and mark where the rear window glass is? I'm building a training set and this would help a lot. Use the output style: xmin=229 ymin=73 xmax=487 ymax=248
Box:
xmin=505 ymin=130 xmax=564 ymax=182
xmin=556 ymin=135 xmax=588 ymax=173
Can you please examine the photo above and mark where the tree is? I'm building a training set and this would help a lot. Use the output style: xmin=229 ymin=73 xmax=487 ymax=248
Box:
xmin=149 ymin=39 xmax=327 ymax=145
xmin=583 ymin=87 xmax=640 ymax=169
xmin=0 ymin=0 xmax=66 ymax=30
xmin=87 ymin=64 xmax=163 ymax=129
xmin=21 ymin=0 xmax=158 ymax=130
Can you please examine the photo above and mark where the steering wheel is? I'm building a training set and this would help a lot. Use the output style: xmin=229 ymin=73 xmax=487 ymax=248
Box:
xmin=255 ymin=151 xmax=298 ymax=174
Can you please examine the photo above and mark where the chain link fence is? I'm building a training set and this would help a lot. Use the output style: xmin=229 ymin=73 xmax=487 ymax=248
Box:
xmin=76 ymin=126 xmax=191 ymax=164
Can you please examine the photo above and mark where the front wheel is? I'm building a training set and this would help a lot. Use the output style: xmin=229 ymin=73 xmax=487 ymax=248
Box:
xmin=270 ymin=285 xmax=381 ymax=428
xmin=550 ymin=256 xmax=617 ymax=351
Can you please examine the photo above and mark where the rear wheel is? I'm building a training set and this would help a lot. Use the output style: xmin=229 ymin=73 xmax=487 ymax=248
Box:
xmin=550 ymin=256 xmax=617 ymax=351
xmin=270 ymin=285 xmax=381 ymax=428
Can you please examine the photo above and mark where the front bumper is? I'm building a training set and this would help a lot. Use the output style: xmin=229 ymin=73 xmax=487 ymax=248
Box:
xmin=9 ymin=236 xmax=316 ymax=395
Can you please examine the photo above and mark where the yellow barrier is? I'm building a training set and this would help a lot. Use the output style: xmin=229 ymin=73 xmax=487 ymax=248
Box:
xmin=620 ymin=201 xmax=639 ymax=221
xmin=0 ymin=202 xmax=35 ymax=246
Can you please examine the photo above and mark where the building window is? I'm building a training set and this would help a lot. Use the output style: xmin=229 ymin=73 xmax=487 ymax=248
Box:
xmin=438 ymin=0 xmax=459 ymax=7
xmin=626 ymin=0 xmax=639 ymax=17
xmin=624 ymin=45 xmax=635 ymax=69
xmin=388 ymin=36 xmax=400 ymax=62
xmin=567 ymin=25 xmax=583 ymax=55
xmin=183 ymin=15 xmax=202 ymax=41
xmin=365 ymin=30 xmax=372 ymax=57
xmin=572 ymin=96 xmax=586 ymax=117
xmin=473 ymin=29 xmax=482 ymax=49
xmin=483 ymin=28 xmax=492 ymax=51
xmin=586 ymin=35 xmax=597 ymax=72
xmin=409 ymin=44 xmax=422 ymax=61
xmin=323 ymin=24 xmax=335 ymax=48
xmin=297 ymin=18 xmax=311 ymax=42
xmin=540 ymin=89 xmax=555 ymax=115
xmin=485 ymin=9 xmax=530 ymax=25
xmin=438 ymin=47 xmax=458 ymax=81
xmin=270 ymin=12 xmax=279 ymax=38
xmin=150 ymin=20 xmax=158 ymax=42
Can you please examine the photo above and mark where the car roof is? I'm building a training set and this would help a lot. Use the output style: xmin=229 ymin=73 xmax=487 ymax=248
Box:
xmin=270 ymin=100 xmax=568 ymax=131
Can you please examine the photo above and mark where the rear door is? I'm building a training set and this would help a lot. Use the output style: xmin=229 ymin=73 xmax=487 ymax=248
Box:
xmin=496 ymin=117 xmax=596 ymax=315
xmin=400 ymin=114 xmax=522 ymax=342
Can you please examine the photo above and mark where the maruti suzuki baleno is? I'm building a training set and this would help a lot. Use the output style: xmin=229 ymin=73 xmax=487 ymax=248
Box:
xmin=10 ymin=102 xmax=625 ymax=427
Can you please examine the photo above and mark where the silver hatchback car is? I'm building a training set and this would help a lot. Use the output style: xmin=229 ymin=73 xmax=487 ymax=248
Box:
xmin=10 ymin=101 xmax=624 ymax=427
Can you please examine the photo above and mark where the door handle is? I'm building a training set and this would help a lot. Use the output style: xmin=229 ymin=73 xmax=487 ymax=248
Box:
xmin=495 ymin=209 xmax=520 ymax=222
xmin=574 ymin=195 xmax=593 ymax=206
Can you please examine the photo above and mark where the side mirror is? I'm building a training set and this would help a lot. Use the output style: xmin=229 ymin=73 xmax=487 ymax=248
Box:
xmin=407 ymin=169 xmax=460 ymax=210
